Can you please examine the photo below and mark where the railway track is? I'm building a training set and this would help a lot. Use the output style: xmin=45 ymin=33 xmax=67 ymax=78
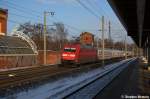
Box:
xmin=0 ymin=57 xmax=124 ymax=96
xmin=62 ymin=58 xmax=137 ymax=99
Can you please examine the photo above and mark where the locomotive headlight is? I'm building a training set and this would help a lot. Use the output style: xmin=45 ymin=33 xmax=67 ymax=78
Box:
xmin=70 ymin=54 xmax=75 ymax=57
xmin=62 ymin=54 xmax=67 ymax=56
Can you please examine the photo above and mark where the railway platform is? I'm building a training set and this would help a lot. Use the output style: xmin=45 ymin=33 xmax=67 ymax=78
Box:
xmin=95 ymin=57 xmax=150 ymax=99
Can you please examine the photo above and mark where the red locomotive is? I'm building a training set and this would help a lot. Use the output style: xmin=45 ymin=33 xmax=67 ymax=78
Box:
xmin=61 ymin=32 xmax=132 ymax=66
xmin=61 ymin=43 xmax=97 ymax=65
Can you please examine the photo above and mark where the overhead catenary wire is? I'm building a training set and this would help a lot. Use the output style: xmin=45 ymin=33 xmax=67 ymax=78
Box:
xmin=5 ymin=0 xmax=123 ymax=35
xmin=74 ymin=0 xmax=126 ymax=38
xmin=75 ymin=0 xmax=100 ymax=18
xmin=9 ymin=12 xmax=43 ymax=22
xmin=2 ymin=0 xmax=43 ymax=16
xmin=74 ymin=0 xmax=130 ymax=43
xmin=93 ymin=0 xmax=110 ymax=19
xmin=4 ymin=0 xmax=129 ymax=42
xmin=82 ymin=0 xmax=116 ymax=27
xmin=4 ymin=4 xmax=42 ymax=19
xmin=4 ymin=0 xmax=122 ymax=29
xmin=91 ymin=0 xmax=126 ymax=32
xmin=3 ymin=0 xmax=83 ymax=33
xmin=86 ymin=0 xmax=105 ymax=16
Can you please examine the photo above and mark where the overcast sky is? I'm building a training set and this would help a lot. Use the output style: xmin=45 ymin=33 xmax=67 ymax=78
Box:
xmin=0 ymin=0 xmax=134 ymax=43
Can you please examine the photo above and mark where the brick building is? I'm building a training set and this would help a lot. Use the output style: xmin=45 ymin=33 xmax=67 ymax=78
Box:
xmin=0 ymin=8 xmax=8 ymax=35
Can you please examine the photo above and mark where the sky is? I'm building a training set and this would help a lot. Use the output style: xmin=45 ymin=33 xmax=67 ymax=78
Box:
xmin=0 ymin=0 xmax=133 ymax=43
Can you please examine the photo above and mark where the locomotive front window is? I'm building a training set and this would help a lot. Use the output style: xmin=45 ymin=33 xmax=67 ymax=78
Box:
xmin=64 ymin=48 xmax=76 ymax=52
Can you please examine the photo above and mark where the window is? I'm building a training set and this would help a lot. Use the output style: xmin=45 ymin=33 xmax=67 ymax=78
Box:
xmin=64 ymin=48 xmax=76 ymax=52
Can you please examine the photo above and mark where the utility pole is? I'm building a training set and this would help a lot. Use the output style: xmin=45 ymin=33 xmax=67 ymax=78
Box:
xmin=43 ymin=11 xmax=55 ymax=65
xmin=97 ymin=37 xmax=99 ymax=49
xmin=108 ymin=21 xmax=113 ymax=57
xmin=44 ymin=11 xmax=47 ymax=65
xmin=108 ymin=21 xmax=111 ymax=46
xmin=102 ymin=16 xmax=105 ymax=65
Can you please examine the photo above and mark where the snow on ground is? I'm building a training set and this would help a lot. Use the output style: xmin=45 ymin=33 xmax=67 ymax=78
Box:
xmin=1 ymin=59 xmax=131 ymax=99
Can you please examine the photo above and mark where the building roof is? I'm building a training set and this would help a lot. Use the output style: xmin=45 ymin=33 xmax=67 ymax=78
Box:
xmin=107 ymin=0 xmax=150 ymax=47
xmin=0 ymin=36 xmax=34 ymax=55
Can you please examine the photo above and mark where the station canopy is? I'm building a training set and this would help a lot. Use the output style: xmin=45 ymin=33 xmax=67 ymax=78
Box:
xmin=0 ymin=36 xmax=34 ymax=54
xmin=107 ymin=0 xmax=150 ymax=47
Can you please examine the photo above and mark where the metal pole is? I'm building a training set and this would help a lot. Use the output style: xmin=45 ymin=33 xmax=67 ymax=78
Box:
xmin=43 ymin=11 xmax=55 ymax=65
xmin=148 ymin=36 xmax=150 ymax=68
xmin=102 ymin=16 xmax=105 ymax=65
xmin=108 ymin=21 xmax=112 ymax=49
xmin=125 ymin=36 xmax=127 ymax=59
xmin=44 ymin=11 xmax=47 ymax=65
xmin=97 ymin=38 xmax=99 ymax=49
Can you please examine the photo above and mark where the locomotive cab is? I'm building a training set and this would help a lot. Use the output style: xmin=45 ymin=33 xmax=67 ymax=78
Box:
xmin=61 ymin=44 xmax=80 ymax=64
xmin=61 ymin=44 xmax=97 ymax=66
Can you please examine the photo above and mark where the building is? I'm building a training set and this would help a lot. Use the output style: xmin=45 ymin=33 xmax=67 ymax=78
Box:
xmin=0 ymin=8 xmax=8 ymax=35
xmin=80 ymin=32 xmax=94 ymax=46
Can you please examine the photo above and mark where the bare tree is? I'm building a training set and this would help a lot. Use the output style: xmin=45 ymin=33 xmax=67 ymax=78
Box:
xmin=54 ymin=23 xmax=68 ymax=49
xmin=17 ymin=22 xmax=68 ymax=51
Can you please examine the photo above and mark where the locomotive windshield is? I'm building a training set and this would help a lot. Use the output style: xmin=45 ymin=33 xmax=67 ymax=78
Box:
xmin=64 ymin=48 xmax=76 ymax=52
